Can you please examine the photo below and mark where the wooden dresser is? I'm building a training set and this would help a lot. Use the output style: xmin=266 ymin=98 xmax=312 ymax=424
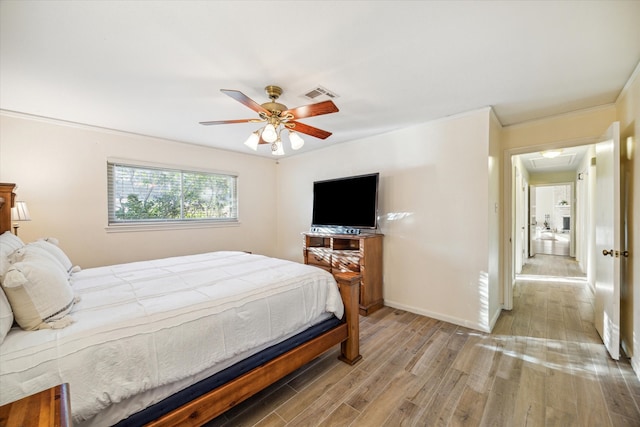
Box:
xmin=303 ymin=232 xmax=383 ymax=315
xmin=0 ymin=383 xmax=71 ymax=427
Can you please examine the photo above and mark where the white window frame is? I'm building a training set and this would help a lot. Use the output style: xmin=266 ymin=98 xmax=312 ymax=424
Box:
xmin=106 ymin=159 xmax=239 ymax=232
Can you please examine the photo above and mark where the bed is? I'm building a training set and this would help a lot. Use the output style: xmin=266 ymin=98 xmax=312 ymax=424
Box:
xmin=0 ymin=182 xmax=361 ymax=426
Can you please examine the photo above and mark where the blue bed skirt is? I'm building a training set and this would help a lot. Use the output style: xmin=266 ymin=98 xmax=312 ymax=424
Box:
xmin=115 ymin=316 xmax=342 ymax=426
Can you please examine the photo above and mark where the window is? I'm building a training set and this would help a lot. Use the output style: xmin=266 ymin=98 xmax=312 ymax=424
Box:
xmin=108 ymin=162 xmax=237 ymax=225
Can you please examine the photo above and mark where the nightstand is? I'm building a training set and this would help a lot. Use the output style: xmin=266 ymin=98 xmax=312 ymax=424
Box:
xmin=0 ymin=383 xmax=71 ymax=427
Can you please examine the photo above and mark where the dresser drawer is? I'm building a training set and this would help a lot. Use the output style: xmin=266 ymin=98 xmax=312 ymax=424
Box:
xmin=307 ymin=249 xmax=331 ymax=268
xmin=331 ymin=253 xmax=361 ymax=273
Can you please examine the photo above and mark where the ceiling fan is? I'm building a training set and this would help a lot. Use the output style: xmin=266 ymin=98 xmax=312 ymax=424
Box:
xmin=199 ymin=85 xmax=339 ymax=155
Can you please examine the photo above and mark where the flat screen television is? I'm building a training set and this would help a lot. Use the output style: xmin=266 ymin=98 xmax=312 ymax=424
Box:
xmin=311 ymin=173 xmax=379 ymax=230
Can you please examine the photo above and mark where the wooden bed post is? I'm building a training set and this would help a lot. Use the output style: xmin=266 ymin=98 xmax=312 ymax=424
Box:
xmin=334 ymin=272 xmax=362 ymax=365
xmin=0 ymin=183 xmax=16 ymax=234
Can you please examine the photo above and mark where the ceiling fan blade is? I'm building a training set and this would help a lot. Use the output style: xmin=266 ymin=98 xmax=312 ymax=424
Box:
xmin=199 ymin=118 xmax=262 ymax=125
xmin=288 ymin=121 xmax=332 ymax=140
xmin=221 ymin=89 xmax=270 ymax=115
xmin=283 ymin=100 xmax=339 ymax=120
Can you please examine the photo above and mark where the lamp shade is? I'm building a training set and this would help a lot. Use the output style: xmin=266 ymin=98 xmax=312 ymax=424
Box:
xmin=271 ymin=140 xmax=285 ymax=156
xmin=244 ymin=131 xmax=260 ymax=150
xmin=11 ymin=201 xmax=31 ymax=222
xmin=262 ymin=124 xmax=278 ymax=143
xmin=289 ymin=131 xmax=304 ymax=150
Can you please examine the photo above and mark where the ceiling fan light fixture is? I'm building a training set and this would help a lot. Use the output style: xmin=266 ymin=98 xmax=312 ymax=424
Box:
xmin=244 ymin=130 xmax=260 ymax=150
xmin=541 ymin=149 xmax=563 ymax=158
xmin=289 ymin=131 xmax=304 ymax=150
xmin=262 ymin=123 xmax=278 ymax=143
xmin=200 ymin=85 xmax=338 ymax=154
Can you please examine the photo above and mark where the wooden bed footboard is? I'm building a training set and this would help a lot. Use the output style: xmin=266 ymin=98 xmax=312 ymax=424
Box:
xmin=146 ymin=272 xmax=361 ymax=427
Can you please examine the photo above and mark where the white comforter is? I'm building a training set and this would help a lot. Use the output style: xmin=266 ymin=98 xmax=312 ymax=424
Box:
xmin=0 ymin=251 xmax=343 ymax=425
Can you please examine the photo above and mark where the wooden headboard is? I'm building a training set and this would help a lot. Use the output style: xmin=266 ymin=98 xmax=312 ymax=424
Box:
xmin=0 ymin=183 xmax=16 ymax=234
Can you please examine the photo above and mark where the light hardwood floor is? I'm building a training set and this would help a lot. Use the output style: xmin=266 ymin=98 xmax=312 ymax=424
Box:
xmin=207 ymin=255 xmax=640 ymax=426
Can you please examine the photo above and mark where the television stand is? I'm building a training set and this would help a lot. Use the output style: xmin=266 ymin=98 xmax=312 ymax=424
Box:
xmin=309 ymin=226 xmax=361 ymax=235
xmin=303 ymin=232 xmax=383 ymax=316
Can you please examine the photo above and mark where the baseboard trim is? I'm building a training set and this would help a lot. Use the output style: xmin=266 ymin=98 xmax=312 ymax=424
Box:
xmin=384 ymin=299 xmax=492 ymax=333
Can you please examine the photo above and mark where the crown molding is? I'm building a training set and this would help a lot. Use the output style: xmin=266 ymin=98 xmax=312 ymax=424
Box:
xmin=615 ymin=59 xmax=640 ymax=105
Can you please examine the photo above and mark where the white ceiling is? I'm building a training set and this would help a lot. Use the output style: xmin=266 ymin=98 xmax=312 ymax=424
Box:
xmin=517 ymin=145 xmax=590 ymax=174
xmin=1 ymin=1 xmax=639 ymax=159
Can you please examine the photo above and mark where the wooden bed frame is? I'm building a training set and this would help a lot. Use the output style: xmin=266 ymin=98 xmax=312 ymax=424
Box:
xmin=0 ymin=182 xmax=362 ymax=427
xmin=0 ymin=183 xmax=16 ymax=235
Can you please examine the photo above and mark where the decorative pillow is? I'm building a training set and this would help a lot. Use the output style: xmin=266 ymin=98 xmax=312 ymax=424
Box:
xmin=0 ymin=231 xmax=24 ymax=258
xmin=31 ymin=240 xmax=80 ymax=273
xmin=2 ymin=258 xmax=76 ymax=330
xmin=8 ymin=245 xmax=69 ymax=279
xmin=0 ymin=287 xmax=13 ymax=344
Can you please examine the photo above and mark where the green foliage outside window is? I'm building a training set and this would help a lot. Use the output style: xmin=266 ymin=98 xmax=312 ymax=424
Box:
xmin=108 ymin=163 xmax=237 ymax=223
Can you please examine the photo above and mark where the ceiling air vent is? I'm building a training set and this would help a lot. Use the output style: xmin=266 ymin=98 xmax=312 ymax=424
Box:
xmin=302 ymin=85 xmax=339 ymax=100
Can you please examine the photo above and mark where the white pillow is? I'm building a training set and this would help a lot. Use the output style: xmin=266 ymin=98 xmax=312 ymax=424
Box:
xmin=32 ymin=240 xmax=79 ymax=273
xmin=0 ymin=287 xmax=13 ymax=344
xmin=9 ymin=245 xmax=69 ymax=278
xmin=2 ymin=258 xmax=76 ymax=330
xmin=0 ymin=231 xmax=24 ymax=258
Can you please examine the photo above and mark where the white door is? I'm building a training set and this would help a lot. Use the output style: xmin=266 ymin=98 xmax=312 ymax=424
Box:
xmin=594 ymin=121 xmax=621 ymax=360
xmin=529 ymin=185 xmax=537 ymax=257
xmin=514 ymin=167 xmax=523 ymax=274
xmin=523 ymin=178 xmax=529 ymax=259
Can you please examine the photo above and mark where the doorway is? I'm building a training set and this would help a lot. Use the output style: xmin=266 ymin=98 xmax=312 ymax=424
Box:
xmin=529 ymin=183 xmax=573 ymax=257
xmin=503 ymin=142 xmax=596 ymax=311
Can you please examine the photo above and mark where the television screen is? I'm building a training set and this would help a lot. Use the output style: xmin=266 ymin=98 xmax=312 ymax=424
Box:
xmin=312 ymin=173 xmax=379 ymax=229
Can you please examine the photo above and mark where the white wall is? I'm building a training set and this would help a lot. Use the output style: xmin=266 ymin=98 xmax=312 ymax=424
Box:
xmin=488 ymin=111 xmax=502 ymax=328
xmin=277 ymin=108 xmax=498 ymax=332
xmin=0 ymin=112 xmax=279 ymax=267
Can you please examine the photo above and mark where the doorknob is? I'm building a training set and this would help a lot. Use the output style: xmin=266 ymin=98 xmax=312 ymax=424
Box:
xmin=621 ymin=250 xmax=629 ymax=258
xmin=602 ymin=249 xmax=614 ymax=257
